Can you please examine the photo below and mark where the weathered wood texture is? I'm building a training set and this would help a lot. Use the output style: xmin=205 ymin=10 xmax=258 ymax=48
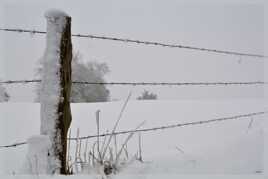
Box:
xmin=55 ymin=16 xmax=72 ymax=174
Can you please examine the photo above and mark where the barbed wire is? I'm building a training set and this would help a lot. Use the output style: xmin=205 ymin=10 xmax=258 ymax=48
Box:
xmin=72 ymin=81 xmax=266 ymax=86
xmin=0 ymin=28 xmax=266 ymax=58
xmin=0 ymin=142 xmax=27 ymax=148
xmin=0 ymin=111 xmax=266 ymax=148
xmin=69 ymin=111 xmax=267 ymax=140
xmin=0 ymin=80 xmax=41 ymax=84
xmin=0 ymin=80 xmax=266 ymax=86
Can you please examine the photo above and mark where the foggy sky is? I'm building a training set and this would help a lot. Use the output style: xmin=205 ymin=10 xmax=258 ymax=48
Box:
xmin=0 ymin=0 xmax=266 ymax=101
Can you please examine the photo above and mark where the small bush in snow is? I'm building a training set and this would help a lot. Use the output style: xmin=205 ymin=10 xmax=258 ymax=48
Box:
xmin=137 ymin=90 xmax=157 ymax=100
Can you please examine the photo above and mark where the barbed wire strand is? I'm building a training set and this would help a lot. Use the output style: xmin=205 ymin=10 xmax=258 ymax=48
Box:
xmin=0 ymin=142 xmax=27 ymax=148
xmin=0 ymin=28 xmax=266 ymax=58
xmin=0 ymin=111 xmax=266 ymax=148
xmin=0 ymin=80 xmax=266 ymax=86
xmin=69 ymin=111 xmax=267 ymax=140
xmin=72 ymin=81 xmax=266 ymax=86
xmin=0 ymin=80 xmax=41 ymax=84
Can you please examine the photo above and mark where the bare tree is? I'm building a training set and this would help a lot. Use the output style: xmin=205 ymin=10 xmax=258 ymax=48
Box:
xmin=36 ymin=52 xmax=110 ymax=103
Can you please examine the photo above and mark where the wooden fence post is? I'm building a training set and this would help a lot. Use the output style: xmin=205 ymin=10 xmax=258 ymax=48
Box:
xmin=40 ymin=10 xmax=72 ymax=174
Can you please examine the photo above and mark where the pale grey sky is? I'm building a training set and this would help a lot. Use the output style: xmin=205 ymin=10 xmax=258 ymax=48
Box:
xmin=0 ymin=0 xmax=266 ymax=101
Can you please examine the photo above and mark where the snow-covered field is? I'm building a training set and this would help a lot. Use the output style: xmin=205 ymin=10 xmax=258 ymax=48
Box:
xmin=0 ymin=99 xmax=267 ymax=178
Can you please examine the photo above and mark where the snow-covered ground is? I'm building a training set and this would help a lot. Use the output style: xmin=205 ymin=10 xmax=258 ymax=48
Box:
xmin=0 ymin=99 xmax=266 ymax=178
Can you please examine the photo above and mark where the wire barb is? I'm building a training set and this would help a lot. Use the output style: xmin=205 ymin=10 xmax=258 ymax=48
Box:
xmin=0 ymin=28 xmax=266 ymax=58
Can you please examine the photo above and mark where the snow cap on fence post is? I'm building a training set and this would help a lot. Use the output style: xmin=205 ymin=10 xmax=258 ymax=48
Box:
xmin=40 ymin=9 xmax=72 ymax=175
